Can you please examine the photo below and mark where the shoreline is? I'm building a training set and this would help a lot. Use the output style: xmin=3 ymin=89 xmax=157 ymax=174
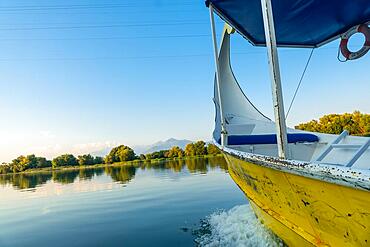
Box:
xmin=0 ymin=154 xmax=223 ymax=176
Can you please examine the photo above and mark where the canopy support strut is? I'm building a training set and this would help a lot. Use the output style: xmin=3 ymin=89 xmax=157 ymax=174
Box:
xmin=209 ymin=4 xmax=228 ymax=146
xmin=260 ymin=0 xmax=289 ymax=159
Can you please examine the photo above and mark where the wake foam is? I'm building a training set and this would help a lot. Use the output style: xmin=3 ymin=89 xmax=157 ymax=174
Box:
xmin=194 ymin=205 xmax=284 ymax=247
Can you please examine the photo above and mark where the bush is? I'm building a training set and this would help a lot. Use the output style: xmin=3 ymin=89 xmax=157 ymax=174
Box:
xmin=295 ymin=111 xmax=370 ymax=136
xmin=105 ymin=145 xmax=137 ymax=164
xmin=52 ymin=154 xmax=78 ymax=168
xmin=207 ymin=144 xmax=221 ymax=155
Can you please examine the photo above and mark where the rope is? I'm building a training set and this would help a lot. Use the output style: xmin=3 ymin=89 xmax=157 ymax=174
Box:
xmin=285 ymin=48 xmax=314 ymax=119
xmin=337 ymin=45 xmax=347 ymax=62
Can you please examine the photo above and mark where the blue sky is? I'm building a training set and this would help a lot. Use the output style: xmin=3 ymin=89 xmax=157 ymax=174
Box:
xmin=0 ymin=0 xmax=369 ymax=162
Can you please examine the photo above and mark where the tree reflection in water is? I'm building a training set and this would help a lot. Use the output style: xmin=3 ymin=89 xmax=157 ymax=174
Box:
xmin=79 ymin=167 xmax=99 ymax=181
xmin=52 ymin=170 xmax=80 ymax=184
xmin=0 ymin=156 xmax=228 ymax=191
xmin=104 ymin=165 xmax=136 ymax=185
xmin=208 ymin=156 xmax=228 ymax=171
xmin=0 ymin=172 xmax=52 ymax=191
xmin=186 ymin=158 xmax=207 ymax=174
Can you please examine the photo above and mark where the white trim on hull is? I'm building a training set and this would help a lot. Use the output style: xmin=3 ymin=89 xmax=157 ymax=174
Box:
xmin=214 ymin=140 xmax=370 ymax=191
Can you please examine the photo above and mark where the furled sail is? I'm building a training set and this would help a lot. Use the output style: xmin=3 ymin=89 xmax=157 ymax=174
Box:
xmin=213 ymin=26 xmax=273 ymax=142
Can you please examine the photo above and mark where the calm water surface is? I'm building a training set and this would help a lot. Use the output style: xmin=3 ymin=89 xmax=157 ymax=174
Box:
xmin=0 ymin=157 xmax=249 ymax=247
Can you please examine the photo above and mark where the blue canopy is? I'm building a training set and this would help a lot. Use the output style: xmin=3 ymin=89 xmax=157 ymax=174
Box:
xmin=206 ymin=0 xmax=370 ymax=48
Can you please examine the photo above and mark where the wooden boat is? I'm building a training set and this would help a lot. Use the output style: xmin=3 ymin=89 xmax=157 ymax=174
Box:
xmin=206 ymin=1 xmax=370 ymax=246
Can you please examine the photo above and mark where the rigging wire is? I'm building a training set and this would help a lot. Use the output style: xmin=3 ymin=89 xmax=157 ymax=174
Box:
xmin=0 ymin=34 xmax=209 ymax=41
xmin=0 ymin=9 xmax=204 ymax=16
xmin=0 ymin=52 xmax=257 ymax=62
xmin=285 ymin=48 xmax=315 ymax=119
xmin=0 ymin=19 xmax=208 ymax=26
xmin=0 ymin=3 xmax=202 ymax=16
xmin=0 ymin=46 xmax=363 ymax=61
xmin=0 ymin=3 xmax=196 ymax=11
xmin=0 ymin=22 xmax=211 ymax=31
xmin=0 ymin=43 xmax=362 ymax=61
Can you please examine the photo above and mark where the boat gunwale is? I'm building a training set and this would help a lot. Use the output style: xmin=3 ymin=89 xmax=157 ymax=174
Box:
xmin=214 ymin=139 xmax=370 ymax=191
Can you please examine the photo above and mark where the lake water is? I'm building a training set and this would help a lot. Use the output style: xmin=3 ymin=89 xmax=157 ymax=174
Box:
xmin=0 ymin=157 xmax=281 ymax=247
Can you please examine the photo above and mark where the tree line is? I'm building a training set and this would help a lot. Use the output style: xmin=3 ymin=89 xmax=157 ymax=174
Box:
xmin=295 ymin=111 xmax=370 ymax=136
xmin=137 ymin=141 xmax=221 ymax=161
xmin=0 ymin=156 xmax=228 ymax=191
xmin=0 ymin=141 xmax=221 ymax=175
xmin=0 ymin=154 xmax=105 ymax=174
xmin=1 ymin=111 xmax=368 ymax=175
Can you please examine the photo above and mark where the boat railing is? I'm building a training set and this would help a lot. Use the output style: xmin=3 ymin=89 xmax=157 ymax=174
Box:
xmin=315 ymin=130 xmax=370 ymax=167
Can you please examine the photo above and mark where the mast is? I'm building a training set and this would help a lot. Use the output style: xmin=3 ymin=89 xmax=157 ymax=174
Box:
xmin=209 ymin=4 xmax=228 ymax=146
xmin=260 ymin=0 xmax=289 ymax=159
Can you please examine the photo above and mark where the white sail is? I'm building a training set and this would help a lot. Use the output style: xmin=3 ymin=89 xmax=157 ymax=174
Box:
xmin=213 ymin=26 xmax=275 ymax=141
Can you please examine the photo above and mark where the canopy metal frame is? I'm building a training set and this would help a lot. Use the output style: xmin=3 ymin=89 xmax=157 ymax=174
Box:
xmin=209 ymin=4 xmax=370 ymax=49
xmin=209 ymin=4 xmax=228 ymax=146
xmin=260 ymin=0 xmax=289 ymax=159
xmin=208 ymin=1 xmax=289 ymax=157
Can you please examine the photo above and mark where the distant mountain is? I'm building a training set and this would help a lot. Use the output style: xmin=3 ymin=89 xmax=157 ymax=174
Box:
xmin=133 ymin=138 xmax=192 ymax=154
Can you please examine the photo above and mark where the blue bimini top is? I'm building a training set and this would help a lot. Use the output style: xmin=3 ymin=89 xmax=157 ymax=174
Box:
xmin=206 ymin=0 xmax=370 ymax=48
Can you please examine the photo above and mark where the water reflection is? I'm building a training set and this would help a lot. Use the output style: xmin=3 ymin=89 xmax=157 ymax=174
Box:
xmin=52 ymin=170 xmax=80 ymax=184
xmin=78 ymin=167 xmax=97 ymax=181
xmin=105 ymin=165 xmax=136 ymax=184
xmin=0 ymin=156 xmax=227 ymax=191
xmin=185 ymin=158 xmax=207 ymax=173
xmin=0 ymin=172 xmax=52 ymax=190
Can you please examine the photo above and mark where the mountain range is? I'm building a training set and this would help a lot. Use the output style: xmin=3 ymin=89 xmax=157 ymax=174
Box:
xmin=133 ymin=138 xmax=192 ymax=154
xmin=90 ymin=138 xmax=193 ymax=157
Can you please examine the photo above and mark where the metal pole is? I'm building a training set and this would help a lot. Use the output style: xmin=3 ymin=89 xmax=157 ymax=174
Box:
xmin=209 ymin=4 xmax=227 ymax=146
xmin=260 ymin=0 xmax=288 ymax=159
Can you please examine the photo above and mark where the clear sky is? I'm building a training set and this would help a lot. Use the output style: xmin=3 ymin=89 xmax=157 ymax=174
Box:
xmin=0 ymin=0 xmax=369 ymax=162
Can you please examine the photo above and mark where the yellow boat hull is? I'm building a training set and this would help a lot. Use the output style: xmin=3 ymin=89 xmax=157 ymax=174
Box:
xmin=224 ymin=153 xmax=370 ymax=246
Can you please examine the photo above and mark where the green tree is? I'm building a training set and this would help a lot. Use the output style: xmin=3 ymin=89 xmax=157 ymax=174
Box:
xmin=10 ymin=155 xmax=31 ymax=172
xmin=145 ymin=153 xmax=152 ymax=160
xmin=52 ymin=154 xmax=78 ymax=168
xmin=8 ymin=154 xmax=51 ymax=172
xmin=35 ymin=157 xmax=52 ymax=168
xmin=295 ymin=111 xmax=370 ymax=136
xmin=77 ymin=154 xmax=95 ymax=166
xmin=167 ymin=146 xmax=185 ymax=158
xmin=94 ymin=156 xmax=104 ymax=165
xmin=185 ymin=143 xmax=196 ymax=156
xmin=207 ymin=144 xmax=221 ymax=155
xmin=194 ymin=141 xmax=207 ymax=156
xmin=0 ymin=164 xmax=12 ymax=174
xmin=177 ymin=147 xmax=185 ymax=158
xmin=105 ymin=145 xmax=137 ymax=164
xmin=147 ymin=150 xmax=168 ymax=159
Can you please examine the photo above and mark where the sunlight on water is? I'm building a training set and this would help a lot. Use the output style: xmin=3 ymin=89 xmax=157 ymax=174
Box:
xmin=194 ymin=205 xmax=284 ymax=247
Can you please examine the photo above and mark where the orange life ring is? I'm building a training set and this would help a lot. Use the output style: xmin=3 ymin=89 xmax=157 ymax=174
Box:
xmin=340 ymin=24 xmax=370 ymax=60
